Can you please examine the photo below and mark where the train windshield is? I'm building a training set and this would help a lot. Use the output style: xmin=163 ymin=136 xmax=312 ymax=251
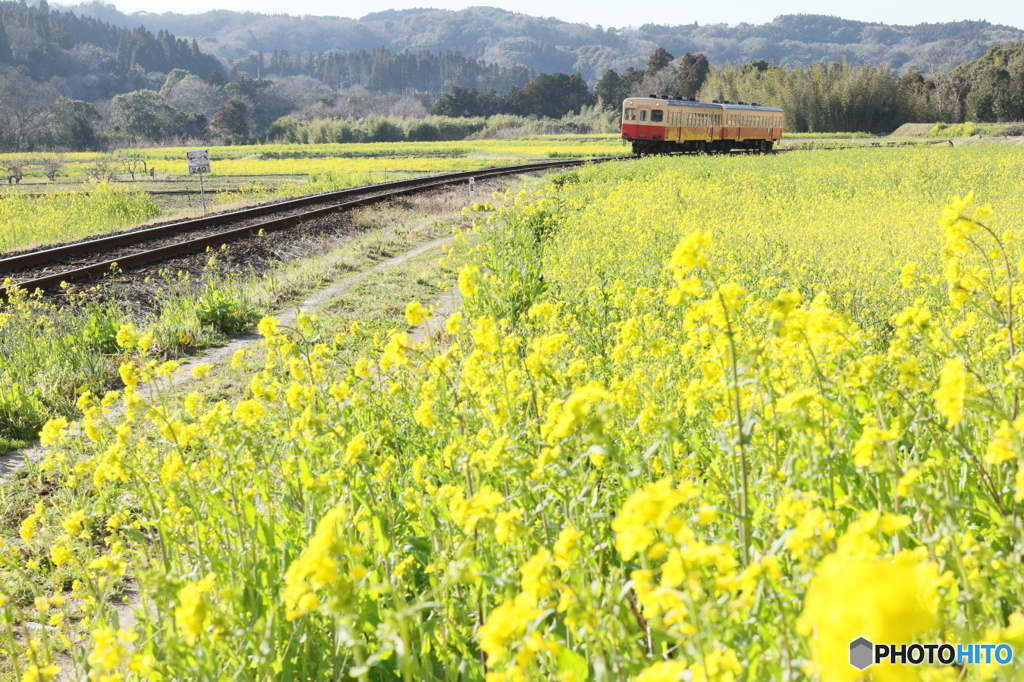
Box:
xmin=624 ymin=108 xmax=636 ymax=121
xmin=651 ymin=110 xmax=663 ymax=122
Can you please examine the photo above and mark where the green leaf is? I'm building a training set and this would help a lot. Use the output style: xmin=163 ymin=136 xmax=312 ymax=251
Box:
xmin=557 ymin=648 xmax=589 ymax=682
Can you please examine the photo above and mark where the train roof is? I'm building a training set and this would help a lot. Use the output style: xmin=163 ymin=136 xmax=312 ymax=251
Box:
xmin=624 ymin=97 xmax=783 ymax=113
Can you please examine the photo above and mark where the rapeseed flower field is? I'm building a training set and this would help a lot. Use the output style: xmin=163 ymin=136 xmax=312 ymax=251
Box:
xmin=4 ymin=146 xmax=1024 ymax=681
xmin=0 ymin=183 xmax=160 ymax=252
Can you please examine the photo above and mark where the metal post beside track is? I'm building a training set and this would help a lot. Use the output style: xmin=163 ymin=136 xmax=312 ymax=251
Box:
xmin=199 ymin=172 xmax=207 ymax=214
xmin=187 ymin=149 xmax=211 ymax=215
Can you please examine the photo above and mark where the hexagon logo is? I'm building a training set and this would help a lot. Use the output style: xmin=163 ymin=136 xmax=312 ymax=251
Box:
xmin=850 ymin=637 xmax=874 ymax=670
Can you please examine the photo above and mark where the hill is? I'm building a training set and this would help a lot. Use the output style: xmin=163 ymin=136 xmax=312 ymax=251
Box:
xmin=59 ymin=5 xmax=1024 ymax=80
xmin=0 ymin=0 xmax=224 ymax=96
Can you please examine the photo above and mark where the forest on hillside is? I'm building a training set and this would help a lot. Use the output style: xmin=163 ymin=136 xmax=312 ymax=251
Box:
xmin=62 ymin=5 xmax=1024 ymax=80
xmin=3 ymin=0 xmax=1024 ymax=154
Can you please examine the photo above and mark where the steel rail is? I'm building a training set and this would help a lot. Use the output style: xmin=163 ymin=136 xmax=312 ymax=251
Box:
xmin=0 ymin=157 xmax=628 ymax=298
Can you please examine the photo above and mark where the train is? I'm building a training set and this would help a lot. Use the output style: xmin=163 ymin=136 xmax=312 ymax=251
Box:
xmin=621 ymin=96 xmax=783 ymax=155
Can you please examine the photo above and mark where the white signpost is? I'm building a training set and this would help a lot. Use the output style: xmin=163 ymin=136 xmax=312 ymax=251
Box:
xmin=186 ymin=149 xmax=211 ymax=213
xmin=468 ymin=176 xmax=475 ymax=196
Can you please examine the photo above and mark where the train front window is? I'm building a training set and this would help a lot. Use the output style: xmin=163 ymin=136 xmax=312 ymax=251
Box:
xmin=640 ymin=110 xmax=647 ymax=121
xmin=651 ymin=110 xmax=663 ymax=122
xmin=624 ymin=108 xmax=636 ymax=121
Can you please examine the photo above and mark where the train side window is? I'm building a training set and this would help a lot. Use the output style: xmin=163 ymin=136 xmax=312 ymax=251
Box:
xmin=651 ymin=110 xmax=663 ymax=122
xmin=640 ymin=110 xmax=647 ymax=121
xmin=624 ymin=108 xmax=636 ymax=121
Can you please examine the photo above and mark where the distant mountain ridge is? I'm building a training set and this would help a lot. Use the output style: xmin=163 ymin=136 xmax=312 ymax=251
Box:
xmin=56 ymin=4 xmax=1024 ymax=80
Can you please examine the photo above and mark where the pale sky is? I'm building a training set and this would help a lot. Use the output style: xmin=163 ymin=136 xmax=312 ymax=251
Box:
xmin=95 ymin=0 xmax=1024 ymax=31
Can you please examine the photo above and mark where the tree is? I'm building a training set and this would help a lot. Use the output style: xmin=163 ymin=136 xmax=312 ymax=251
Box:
xmin=0 ymin=157 xmax=31 ymax=184
xmin=621 ymin=67 xmax=646 ymax=98
xmin=160 ymin=68 xmax=192 ymax=96
xmin=646 ymin=47 xmax=675 ymax=75
xmin=522 ymin=72 xmax=592 ymax=118
xmin=119 ymin=157 xmax=147 ymax=181
xmin=0 ymin=67 xmax=60 ymax=151
xmin=741 ymin=59 xmax=770 ymax=75
xmin=110 ymin=90 xmax=179 ymax=141
xmin=595 ymin=67 xmax=646 ymax=109
xmin=165 ymin=75 xmax=227 ymax=119
xmin=594 ymin=69 xmax=621 ymax=110
xmin=42 ymin=97 xmax=100 ymax=150
xmin=676 ymin=53 xmax=711 ymax=98
xmin=226 ymin=73 xmax=293 ymax=137
xmin=0 ymin=14 xmax=13 ymax=65
xmin=212 ymin=98 xmax=250 ymax=142
xmin=429 ymin=86 xmax=488 ymax=117
xmin=173 ymin=112 xmax=209 ymax=139
xmin=38 ymin=154 xmax=64 ymax=181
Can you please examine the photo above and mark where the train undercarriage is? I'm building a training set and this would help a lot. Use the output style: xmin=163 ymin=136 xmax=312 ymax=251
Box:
xmin=631 ymin=139 xmax=775 ymax=155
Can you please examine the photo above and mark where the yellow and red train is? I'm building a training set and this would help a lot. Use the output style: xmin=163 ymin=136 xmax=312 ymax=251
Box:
xmin=621 ymin=96 xmax=783 ymax=155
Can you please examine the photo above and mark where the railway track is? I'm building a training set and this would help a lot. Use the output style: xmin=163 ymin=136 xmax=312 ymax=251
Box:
xmin=0 ymin=157 xmax=627 ymax=299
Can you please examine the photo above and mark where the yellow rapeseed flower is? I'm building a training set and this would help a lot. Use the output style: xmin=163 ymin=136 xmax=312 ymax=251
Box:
xmin=458 ymin=265 xmax=481 ymax=297
xmin=633 ymin=660 xmax=689 ymax=682
xmin=478 ymin=593 xmax=541 ymax=663
xmin=405 ymin=300 xmax=425 ymax=325
xmin=174 ymin=573 xmax=216 ymax=645
xmin=232 ymin=399 xmax=266 ymax=426
xmin=798 ymin=550 xmax=946 ymax=682
xmin=449 ymin=485 xmax=504 ymax=533
xmin=553 ymin=526 xmax=583 ymax=571
xmin=933 ymin=357 xmax=968 ymax=428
